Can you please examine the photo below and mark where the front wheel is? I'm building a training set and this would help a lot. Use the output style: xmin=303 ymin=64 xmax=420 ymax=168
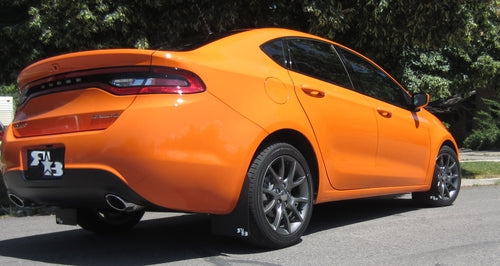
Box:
xmin=246 ymin=143 xmax=314 ymax=248
xmin=413 ymin=146 xmax=461 ymax=207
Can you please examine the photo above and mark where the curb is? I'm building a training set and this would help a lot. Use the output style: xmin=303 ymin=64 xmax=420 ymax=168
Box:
xmin=461 ymin=178 xmax=500 ymax=187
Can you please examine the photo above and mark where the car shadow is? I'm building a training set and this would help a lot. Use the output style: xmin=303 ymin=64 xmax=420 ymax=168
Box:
xmin=306 ymin=195 xmax=420 ymax=235
xmin=0 ymin=196 xmax=420 ymax=265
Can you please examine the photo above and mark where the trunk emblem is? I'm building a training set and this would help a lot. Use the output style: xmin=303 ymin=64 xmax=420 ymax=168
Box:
xmin=50 ymin=64 xmax=60 ymax=72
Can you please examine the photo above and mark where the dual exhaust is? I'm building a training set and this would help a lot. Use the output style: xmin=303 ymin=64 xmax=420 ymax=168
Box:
xmin=8 ymin=193 xmax=25 ymax=208
xmin=8 ymin=193 xmax=142 ymax=212
xmin=104 ymin=194 xmax=143 ymax=212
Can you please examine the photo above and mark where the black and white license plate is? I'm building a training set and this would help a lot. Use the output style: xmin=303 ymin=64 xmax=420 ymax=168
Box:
xmin=26 ymin=148 xmax=65 ymax=180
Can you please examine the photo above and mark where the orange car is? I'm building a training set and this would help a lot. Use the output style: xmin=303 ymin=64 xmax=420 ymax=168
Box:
xmin=1 ymin=28 xmax=460 ymax=248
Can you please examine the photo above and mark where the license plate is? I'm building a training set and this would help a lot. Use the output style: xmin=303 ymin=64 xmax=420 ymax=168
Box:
xmin=26 ymin=148 xmax=65 ymax=180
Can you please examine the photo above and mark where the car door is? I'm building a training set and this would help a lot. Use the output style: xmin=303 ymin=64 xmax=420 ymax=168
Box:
xmin=338 ymin=47 xmax=432 ymax=186
xmin=285 ymin=38 xmax=379 ymax=190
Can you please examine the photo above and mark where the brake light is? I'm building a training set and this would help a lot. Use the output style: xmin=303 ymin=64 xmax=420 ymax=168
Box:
xmin=107 ymin=67 xmax=206 ymax=95
xmin=22 ymin=66 xmax=206 ymax=101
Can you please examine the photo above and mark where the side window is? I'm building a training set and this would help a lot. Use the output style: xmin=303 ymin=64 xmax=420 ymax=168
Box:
xmin=338 ymin=47 xmax=411 ymax=108
xmin=260 ymin=39 xmax=287 ymax=68
xmin=287 ymin=39 xmax=352 ymax=89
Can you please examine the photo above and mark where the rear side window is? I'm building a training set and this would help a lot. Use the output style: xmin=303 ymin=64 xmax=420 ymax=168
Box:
xmin=260 ymin=39 xmax=287 ymax=68
xmin=337 ymin=47 xmax=411 ymax=108
xmin=287 ymin=39 xmax=352 ymax=89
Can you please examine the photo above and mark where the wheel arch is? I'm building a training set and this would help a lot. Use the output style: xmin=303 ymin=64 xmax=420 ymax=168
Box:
xmin=255 ymin=129 xmax=320 ymax=201
xmin=211 ymin=128 xmax=320 ymax=239
xmin=442 ymin=139 xmax=459 ymax=155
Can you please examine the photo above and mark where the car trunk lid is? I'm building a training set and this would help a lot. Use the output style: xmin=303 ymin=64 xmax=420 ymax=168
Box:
xmin=13 ymin=49 xmax=154 ymax=138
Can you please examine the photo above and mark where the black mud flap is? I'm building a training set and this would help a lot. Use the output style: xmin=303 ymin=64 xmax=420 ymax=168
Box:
xmin=55 ymin=208 xmax=78 ymax=225
xmin=211 ymin=181 xmax=251 ymax=239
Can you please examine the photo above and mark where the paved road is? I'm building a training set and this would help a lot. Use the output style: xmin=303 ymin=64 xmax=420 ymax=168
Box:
xmin=0 ymin=185 xmax=498 ymax=265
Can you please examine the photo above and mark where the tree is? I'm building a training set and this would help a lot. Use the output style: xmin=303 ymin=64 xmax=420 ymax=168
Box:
xmin=0 ymin=0 xmax=498 ymax=145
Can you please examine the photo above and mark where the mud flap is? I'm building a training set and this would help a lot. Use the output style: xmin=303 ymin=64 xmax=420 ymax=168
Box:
xmin=210 ymin=180 xmax=251 ymax=239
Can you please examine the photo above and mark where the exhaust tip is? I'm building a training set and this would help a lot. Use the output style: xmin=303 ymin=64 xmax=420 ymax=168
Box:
xmin=105 ymin=194 xmax=142 ymax=212
xmin=8 ymin=193 xmax=25 ymax=208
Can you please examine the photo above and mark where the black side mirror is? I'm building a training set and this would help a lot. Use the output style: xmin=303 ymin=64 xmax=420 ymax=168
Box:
xmin=412 ymin=93 xmax=430 ymax=112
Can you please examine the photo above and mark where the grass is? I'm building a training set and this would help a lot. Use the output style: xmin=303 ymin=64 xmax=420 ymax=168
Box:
xmin=461 ymin=161 xmax=500 ymax=179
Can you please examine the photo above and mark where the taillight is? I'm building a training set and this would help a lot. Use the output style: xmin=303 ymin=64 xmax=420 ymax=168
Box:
xmin=22 ymin=66 xmax=206 ymax=101
xmin=107 ymin=67 xmax=206 ymax=95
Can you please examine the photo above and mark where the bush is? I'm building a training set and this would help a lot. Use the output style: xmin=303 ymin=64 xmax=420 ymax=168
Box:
xmin=463 ymin=98 xmax=500 ymax=150
xmin=463 ymin=126 xmax=500 ymax=150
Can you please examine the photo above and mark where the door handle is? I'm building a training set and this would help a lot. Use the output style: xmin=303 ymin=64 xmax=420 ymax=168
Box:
xmin=301 ymin=87 xmax=325 ymax=98
xmin=377 ymin=108 xmax=392 ymax=118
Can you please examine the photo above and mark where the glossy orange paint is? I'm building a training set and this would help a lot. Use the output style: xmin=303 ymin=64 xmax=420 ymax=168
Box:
xmin=1 ymin=28 xmax=458 ymax=215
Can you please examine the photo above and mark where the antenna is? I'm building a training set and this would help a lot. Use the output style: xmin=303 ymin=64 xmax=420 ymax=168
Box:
xmin=196 ymin=3 xmax=213 ymax=35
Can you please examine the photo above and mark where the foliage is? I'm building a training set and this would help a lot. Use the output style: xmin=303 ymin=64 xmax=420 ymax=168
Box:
xmin=0 ymin=0 xmax=498 ymax=148
xmin=1 ymin=0 xmax=498 ymax=85
xmin=0 ymin=84 xmax=19 ymax=106
xmin=461 ymin=161 xmax=500 ymax=179
xmin=463 ymin=98 xmax=500 ymax=150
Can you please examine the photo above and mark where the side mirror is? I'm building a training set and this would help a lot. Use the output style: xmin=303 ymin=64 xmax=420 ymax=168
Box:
xmin=412 ymin=93 xmax=430 ymax=112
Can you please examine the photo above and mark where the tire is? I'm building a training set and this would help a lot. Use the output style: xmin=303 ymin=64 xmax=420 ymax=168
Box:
xmin=413 ymin=146 xmax=461 ymax=207
xmin=77 ymin=208 xmax=145 ymax=234
xmin=246 ymin=143 xmax=314 ymax=248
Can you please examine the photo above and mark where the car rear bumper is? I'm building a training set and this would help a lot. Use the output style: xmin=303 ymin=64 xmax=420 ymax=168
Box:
xmin=1 ymin=93 xmax=266 ymax=214
xmin=3 ymin=169 xmax=154 ymax=210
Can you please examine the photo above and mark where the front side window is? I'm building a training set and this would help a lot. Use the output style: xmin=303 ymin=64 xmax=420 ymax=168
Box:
xmin=286 ymin=38 xmax=352 ymax=89
xmin=338 ymin=47 xmax=411 ymax=108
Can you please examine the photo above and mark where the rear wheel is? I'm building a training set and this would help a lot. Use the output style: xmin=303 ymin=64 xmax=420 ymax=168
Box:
xmin=413 ymin=146 xmax=461 ymax=207
xmin=247 ymin=143 xmax=313 ymax=248
xmin=77 ymin=208 xmax=145 ymax=234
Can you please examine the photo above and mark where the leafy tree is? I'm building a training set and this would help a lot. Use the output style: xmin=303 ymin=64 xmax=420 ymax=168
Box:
xmin=0 ymin=0 xmax=498 ymax=147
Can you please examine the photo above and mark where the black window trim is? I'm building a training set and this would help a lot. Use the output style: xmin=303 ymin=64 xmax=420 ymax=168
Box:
xmin=261 ymin=36 xmax=413 ymax=110
xmin=335 ymin=45 xmax=413 ymax=109
xmin=283 ymin=37 xmax=355 ymax=90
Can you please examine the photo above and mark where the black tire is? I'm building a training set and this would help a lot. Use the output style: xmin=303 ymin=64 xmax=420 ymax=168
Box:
xmin=413 ymin=146 xmax=461 ymax=207
xmin=246 ymin=143 xmax=314 ymax=248
xmin=77 ymin=208 xmax=145 ymax=234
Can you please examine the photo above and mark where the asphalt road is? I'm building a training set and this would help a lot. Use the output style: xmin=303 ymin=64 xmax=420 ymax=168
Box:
xmin=0 ymin=185 xmax=498 ymax=265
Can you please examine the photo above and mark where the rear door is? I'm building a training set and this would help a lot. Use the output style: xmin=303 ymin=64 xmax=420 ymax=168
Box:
xmin=285 ymin=38 xmax=379 ymax=190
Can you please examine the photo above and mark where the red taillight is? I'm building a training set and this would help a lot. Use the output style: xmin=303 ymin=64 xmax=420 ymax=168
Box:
xmin=22 ymin=66 xmax=206 ymax=101
xmin=107 ymin=67 xmax=206 ymax=95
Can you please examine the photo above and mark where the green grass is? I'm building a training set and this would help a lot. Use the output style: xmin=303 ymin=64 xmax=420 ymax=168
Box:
xmin=461 ymin=161 xmax=500 ymax=179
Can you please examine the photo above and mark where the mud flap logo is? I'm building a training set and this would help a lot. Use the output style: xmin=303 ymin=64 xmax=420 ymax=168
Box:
xmin=236 ymin=227 xmax=249 ymax=237
xmin=30 ymin=150 xmax=64 ymax=177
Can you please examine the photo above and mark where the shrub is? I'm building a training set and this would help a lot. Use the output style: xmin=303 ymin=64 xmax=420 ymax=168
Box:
xmin=464 ymin=98 xmax=500 ymax=150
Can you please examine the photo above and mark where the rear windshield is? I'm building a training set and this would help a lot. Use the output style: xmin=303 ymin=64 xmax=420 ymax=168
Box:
xmin=156 ymin=30 xmax=248 ymax=51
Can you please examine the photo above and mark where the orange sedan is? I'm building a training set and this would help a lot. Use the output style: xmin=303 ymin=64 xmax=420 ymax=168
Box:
xmin=1 ymin=28 xmax=461 ymax=248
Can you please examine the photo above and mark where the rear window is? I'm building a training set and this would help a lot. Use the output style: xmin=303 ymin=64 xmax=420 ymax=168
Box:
xmin=156 ymin=30 xmax=248 ymax=51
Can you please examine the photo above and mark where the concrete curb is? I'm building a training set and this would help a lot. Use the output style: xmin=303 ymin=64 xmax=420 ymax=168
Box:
xmin=461 ymin=178 xmax=500 ymax=187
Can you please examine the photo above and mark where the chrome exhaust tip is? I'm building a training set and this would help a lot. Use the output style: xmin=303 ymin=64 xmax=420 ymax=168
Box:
xmin=8 ymin=193 xmax=25 ymax=208
xmin=105 ymin=194 xmax=143 ymax=212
